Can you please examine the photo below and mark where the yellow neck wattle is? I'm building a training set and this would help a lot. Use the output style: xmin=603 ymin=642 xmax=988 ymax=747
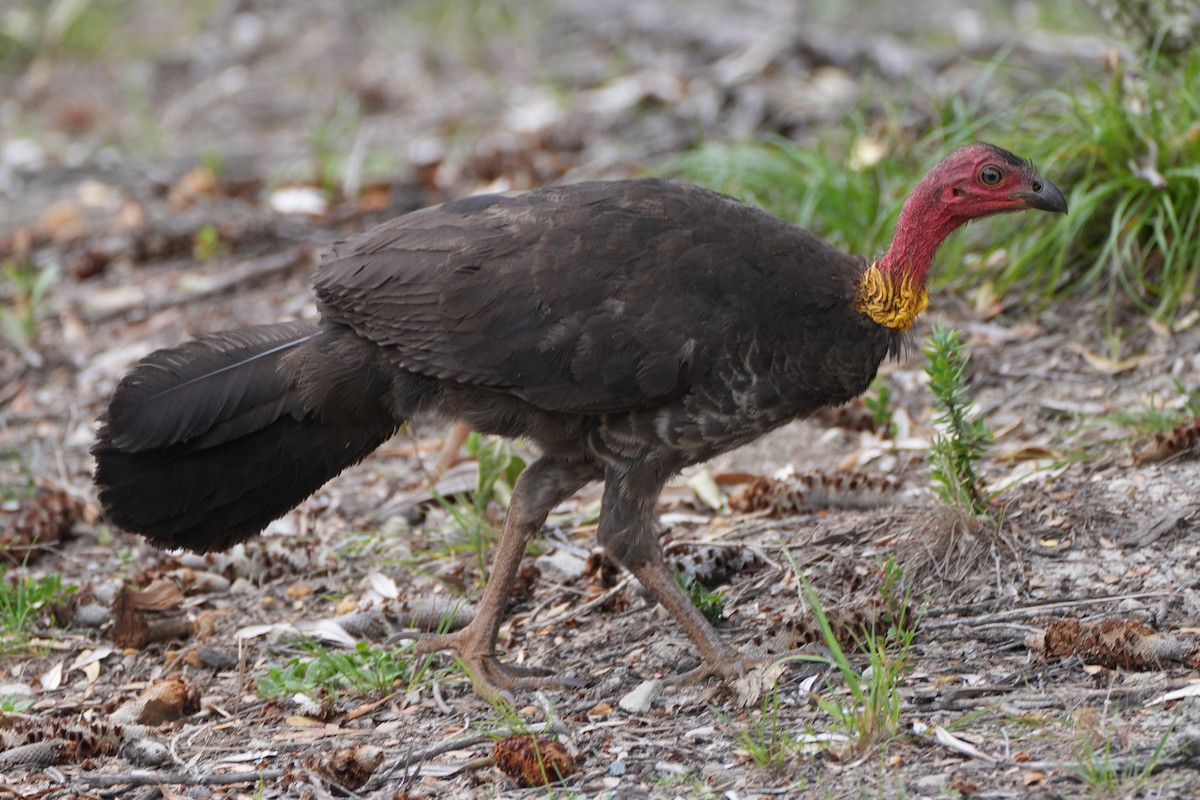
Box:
xmin=853 ymin=264 xmax=929 ymax=332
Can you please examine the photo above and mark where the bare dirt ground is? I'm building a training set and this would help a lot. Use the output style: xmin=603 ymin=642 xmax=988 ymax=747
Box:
xmin=2 ymin=1 xmax=1199 ymax=797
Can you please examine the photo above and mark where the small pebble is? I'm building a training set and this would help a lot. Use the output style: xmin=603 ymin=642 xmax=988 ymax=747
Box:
xmin=618 ymin=679 xmax=664 ymax=714
xmin=534 ymin=549 xmax=587 ymax=583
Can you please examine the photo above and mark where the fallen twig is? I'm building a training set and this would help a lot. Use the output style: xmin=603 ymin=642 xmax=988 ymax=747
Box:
xmin=922 ymin=591 xmax=1169 ymax=629
xmin=75 ymin=768 xmax=286 ymax=788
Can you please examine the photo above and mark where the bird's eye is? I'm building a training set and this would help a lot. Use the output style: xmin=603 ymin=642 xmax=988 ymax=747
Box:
xmin=980 ymin=166 xmax=1002 ymax=186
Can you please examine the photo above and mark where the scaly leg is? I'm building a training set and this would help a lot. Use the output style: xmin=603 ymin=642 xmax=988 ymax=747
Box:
xmin=629 ymin=555 xmax=746 ymax=679
xmin=413 ymin=455 xmax=590 ymax=701
xmin=598 ymin=468 xmax=760 ymax=684
xmin=426 ymin=421 xmax=472 ymax=484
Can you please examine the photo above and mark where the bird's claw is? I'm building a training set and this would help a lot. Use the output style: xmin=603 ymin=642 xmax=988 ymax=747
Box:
xmin=670 ymin=651 xmax=750 ymax=687
xmin=411 ymin=626 xmax=584 ymax=702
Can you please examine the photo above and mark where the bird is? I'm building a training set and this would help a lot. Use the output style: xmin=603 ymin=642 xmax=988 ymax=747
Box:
xmin=93 ymin=143 xmax=1067 ymax=700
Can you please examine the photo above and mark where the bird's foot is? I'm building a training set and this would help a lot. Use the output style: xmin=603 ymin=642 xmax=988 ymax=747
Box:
xmin=671 ymin=648 xmax=750 ymax=687
xmin=412 ymin=627 xmax=584 ymax=703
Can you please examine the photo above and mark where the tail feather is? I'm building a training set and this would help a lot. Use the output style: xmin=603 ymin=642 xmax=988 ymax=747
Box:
xmin=93 ymin=322 xmax=398 ymax=553
xmin=106 ymin=322 xmax=319 ymax=453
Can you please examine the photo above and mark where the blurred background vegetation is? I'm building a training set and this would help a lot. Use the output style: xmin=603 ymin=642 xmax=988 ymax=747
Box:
xmin=0 ymin=0 xmax=1197 ymax=335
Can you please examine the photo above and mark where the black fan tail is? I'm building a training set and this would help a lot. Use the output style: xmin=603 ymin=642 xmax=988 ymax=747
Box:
xmin=93 ymin=323 xmax=398 ymax=552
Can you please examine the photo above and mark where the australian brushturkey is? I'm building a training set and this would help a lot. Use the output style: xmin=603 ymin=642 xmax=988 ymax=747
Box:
xmin=94 ymin=143 xmax=1066 ymax=699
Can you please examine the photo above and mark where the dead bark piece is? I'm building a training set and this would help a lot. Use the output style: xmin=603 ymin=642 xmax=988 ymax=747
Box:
xmin=127 ymin=579 xmax=186 ymax=610
xmin=1124 ymin=503 xmax=1198 ymax=548
xmin=384 ymin=595 xmax=477 ymax=635
xmin=1137 ymin=418 xmax=1200 ymax=463
xmin=493 ymin=736 xmax=575 ymax=787
xmin=111 ymin=585 xmax=194 ymax=649
xmin=729 ymin=470 xmax=898 ymax=515
xmin=0 ymin=486 xmax=82 ymax=565
xmin=110 ymin=676 xmax=201 ymax=725
xmin=298 ymin=595 xmax=480 ymax=643
xmin=312 ymin=745 xmax=385 ymax=790
xmin=1027 ymin=617 xmax=1199 ymax=670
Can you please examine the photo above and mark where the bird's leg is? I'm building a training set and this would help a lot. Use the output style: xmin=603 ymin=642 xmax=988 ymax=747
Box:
xmin=597 ymin=472 xmax=748 ymax=684
xmin=413 ymin=455 xmax=589 ymax=700
xmin=426 ymin=421 xmax=472 ymax=485
xmin=628 ymin=555 xmax=744 ymax=675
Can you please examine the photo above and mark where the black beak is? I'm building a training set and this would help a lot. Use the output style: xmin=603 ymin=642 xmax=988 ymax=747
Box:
xmin=1015 ymin=178 xmax=1068 ymax=214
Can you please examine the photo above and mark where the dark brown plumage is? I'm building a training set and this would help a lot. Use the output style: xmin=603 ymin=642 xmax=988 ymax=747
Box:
xmin=94 ymin=144 xmax=1066 ymax=699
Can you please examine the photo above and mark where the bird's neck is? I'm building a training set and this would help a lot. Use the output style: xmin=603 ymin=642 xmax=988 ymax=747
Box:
xmin=853 ymin=181 xmax=963 ymax=332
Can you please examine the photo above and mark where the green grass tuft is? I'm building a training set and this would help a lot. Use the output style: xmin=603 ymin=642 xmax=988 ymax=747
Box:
xmin=989 ymin=45 xmax=1200 ymax=325
xmin=662 ymin=134 xmax=909 ymax=260
xmin=781 ymin=552 xmax=916 ymax=752
xmin=715 ymin=685 xmax=797 ymax=771
xmin=0 ymin=567 xmax=77 ymax=653
xmin=0 ymin=259 xmax=58 ymax=352
xmin=864 ymin=377 xmax=897 ymax=438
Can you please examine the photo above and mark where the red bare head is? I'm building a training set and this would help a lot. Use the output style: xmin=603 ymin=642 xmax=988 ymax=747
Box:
xmin=880 ymin=143 xmax=1067 ymax=284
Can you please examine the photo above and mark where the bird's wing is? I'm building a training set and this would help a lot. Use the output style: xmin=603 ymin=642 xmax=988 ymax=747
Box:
xmin=314 ymin=179 xmax=855 ymax=414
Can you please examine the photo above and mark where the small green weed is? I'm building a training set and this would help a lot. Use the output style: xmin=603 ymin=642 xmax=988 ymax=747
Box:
xmin=431 ymin=434 xmax=526 ymax=577
xmin=676 ymin=572 xmax=725 ymax=625
xmin=0 ymin=0 xmax=121 ymax=65
xmin=466 ymin=433 xmax=525 ymax=510
xmin=192 ymin=224 xmax=223 ymax=261
xmin=258 ymin=641 xmax=416 ymax=700
xmin=0 ymin=568 xmax=77 ymax=653
xmin=0 ymin=448 xmax=37 ymax=503
xmin=0 ymin=259 xmax=58 ymax=352
xmin=925 ymin=322 xmax=994 ymax=518
xmin=309 ymin=96 xmax=361 ymax=197
xmin=650 ymin=769 xmax=716 ymax=796
xmin=397 ymin=0 xmax=543 ymax=69
xmin=0 ymin=694 xmax=33 ymax=712
xmin=864 ymin=377 xmax=897 ymax=438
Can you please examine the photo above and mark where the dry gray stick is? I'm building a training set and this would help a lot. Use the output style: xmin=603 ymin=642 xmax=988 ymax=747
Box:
xmin=75 ymin=768 xmax=285 ymax=788
xmin=922 ymin=591 xmax=1169 ymax=630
